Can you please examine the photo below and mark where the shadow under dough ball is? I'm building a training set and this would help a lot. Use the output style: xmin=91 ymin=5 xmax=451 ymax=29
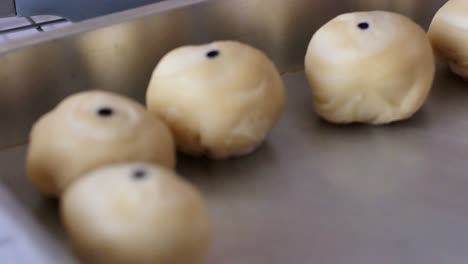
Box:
xmin=305 ymin=11 xmax=435 ymax=125
xmin=62 ymin=163 xmax=211 ymax=264
xmin=146 ymin=41 xmax=286 ymax=159
xmin=428 ymin=0 xmax=468 ymax=79
xmin=26 ymin=90 xmax=175 ymax=197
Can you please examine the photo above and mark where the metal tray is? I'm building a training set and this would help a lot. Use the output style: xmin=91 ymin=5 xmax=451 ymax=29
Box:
xmin=2 ymin=0 xmax=467 ymax=263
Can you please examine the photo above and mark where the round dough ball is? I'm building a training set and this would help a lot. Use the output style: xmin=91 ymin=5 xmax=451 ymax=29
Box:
xmin=305 ymin=11 xmax=435 ymax=124
xmin=26 ymin=90 xmax=175 ymax=197
xmin=62 ymin=163 xmax=211 ymax=264
xmin=428 ymin=0 xmax=468 ymax=78
xmin=146 ymin=41 xmax=285 ymax=159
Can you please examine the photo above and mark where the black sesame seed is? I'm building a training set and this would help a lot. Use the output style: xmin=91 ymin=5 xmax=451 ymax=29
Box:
xmin=358 ymin=22 xmax=369 ymax=30
xmin=206 ymin=50 xmax=220 ymax=59
xmin=97 ymin=107 xmax=114 ymax=117
xmin=132 ymin=169 xmax=147 ymax=180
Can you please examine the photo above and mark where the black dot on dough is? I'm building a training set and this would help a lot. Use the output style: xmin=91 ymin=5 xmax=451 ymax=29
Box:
xmin=206 ymin=50 xmax=220 ymax=59
xmin=358 ymin=22 xmax=369 ymax=30
xmin=97 ymin=107 xmax=114 ymax=117
xmin=132 ymin=169 xmax=147 ymax=180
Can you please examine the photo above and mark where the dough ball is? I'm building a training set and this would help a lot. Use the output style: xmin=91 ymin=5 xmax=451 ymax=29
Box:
xmin=305 ymin=11 xmax=435 ymax=124
xmin=26 ymin=90 xmax=175 ymax=197
xmin=428 ymin=0 xmax=468 ymax=78
xmin=146 ymin=41 xmax=285 ymax=159
xmin=62 ymin=163 xmax=211 ymax=264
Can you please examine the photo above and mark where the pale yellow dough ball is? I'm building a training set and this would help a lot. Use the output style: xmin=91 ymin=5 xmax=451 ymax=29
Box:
xmin=62 ymin=163 xmax=211 ymax=264
xmin=26 ymin=91 xmax=175 ymax=197
xmin=146 ymin=41 xmax=285 ymax=159
xmin=428 ymin=0 xmax=468 ymax=78
xmin=305 ymin=11 xmax=435 ymax=124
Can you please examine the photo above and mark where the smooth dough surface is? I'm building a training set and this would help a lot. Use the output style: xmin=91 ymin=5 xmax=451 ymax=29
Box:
xmin=62 ymin=163 xmax=210 ymax=264
xmin=305 ymin=11 xmax=435 ymax=124
xmin=26 ymin=90 xmax=175 ymax=197
xmin=428 ymin=0 xmax=468 ymax=78
xmin=146 ymin=41 xmax=285 ymax=159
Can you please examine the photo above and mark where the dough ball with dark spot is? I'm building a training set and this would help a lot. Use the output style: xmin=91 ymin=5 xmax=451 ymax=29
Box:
xmin=305 ymin=11 xmax=435 ymax=124
xmin=26 ymin=90 xmax=175 ymax=197
xmin=62 ymin=163 xmax=210 ymax=264
xmin=146 ymin=41 xmax=286 ymax=159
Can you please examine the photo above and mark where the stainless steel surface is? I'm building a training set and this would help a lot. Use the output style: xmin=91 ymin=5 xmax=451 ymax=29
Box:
xmin=0 ymin=182 xmax=74 ymax=264
xmin=15 ymin=0 xmax=166 ymax=21
xmin=4 ymin=68 xmax=468 ymax=264
xmin=3 ymin=0 xmax=468 ymax=263
xmin=0 ymin=0 xmax=15 ymax=18
xmin=0 ymin=0 xmax=447 ymax=148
